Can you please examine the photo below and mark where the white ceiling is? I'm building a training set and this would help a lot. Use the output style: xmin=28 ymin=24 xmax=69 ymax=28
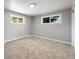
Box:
xmin=4 ymin=0 xmax=74 ymax=16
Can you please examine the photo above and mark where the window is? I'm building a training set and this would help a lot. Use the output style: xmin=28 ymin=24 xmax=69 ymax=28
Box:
xmin=10 ymin=15 xmax=25 ymax=24
xmin=41 ymin=13 xmax=62 ymax=24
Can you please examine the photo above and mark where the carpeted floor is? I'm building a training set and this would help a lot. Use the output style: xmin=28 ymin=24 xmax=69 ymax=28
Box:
xmin=5 ymin=36 xmax=75 ymax=59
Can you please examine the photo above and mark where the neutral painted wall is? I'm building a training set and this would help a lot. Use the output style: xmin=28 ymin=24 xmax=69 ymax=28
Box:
xmin=31 ymin=9 xmax=71 ymax=42
xmin=4 ymin=9 xmax=71 ymax=43
xmin=71 ymin=11 xmax=75 ymax=47
xmin=4 ymin=10 xmax=31 ymax=42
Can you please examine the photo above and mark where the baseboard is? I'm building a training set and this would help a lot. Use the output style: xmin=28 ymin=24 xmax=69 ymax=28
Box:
xmin=4 ymin=35 xmax=31 ymax=43
xmin=31 ymin=35 xmax=71 ymax=45
xmin=5 ymin=35 xmax=71 ymax=45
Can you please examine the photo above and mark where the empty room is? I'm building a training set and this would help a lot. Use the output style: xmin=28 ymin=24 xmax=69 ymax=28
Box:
xmin=4 ymin=0 xmax=75 ymax=59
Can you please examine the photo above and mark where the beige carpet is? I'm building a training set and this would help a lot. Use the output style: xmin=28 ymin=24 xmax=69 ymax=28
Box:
xmin=5 ymin=36 xmax=75 ymax=59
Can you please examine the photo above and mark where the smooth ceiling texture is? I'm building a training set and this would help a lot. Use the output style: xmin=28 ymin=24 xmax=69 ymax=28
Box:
xmin=4 ymin=0 xmax=74 ymax=16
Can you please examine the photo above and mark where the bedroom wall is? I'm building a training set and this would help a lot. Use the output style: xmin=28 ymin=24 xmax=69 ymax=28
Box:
xmin=71 ymin=10 xmax=75 ymax=47
xmin=4 ymin=9 xmax=31 ymax=42
xmin=31 ymin=8 xmax=71 ymax=42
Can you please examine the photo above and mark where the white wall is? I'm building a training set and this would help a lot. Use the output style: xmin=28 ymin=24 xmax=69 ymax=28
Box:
xmin=4 ymin=9 xmax=72 ymax=44
xmin=4 ymin=10 xmax=31 ymax=42
xmin=71 ymin=11 xmax=75 ymax=47
xmin=31 ymin=9 xmax=71 ymax=43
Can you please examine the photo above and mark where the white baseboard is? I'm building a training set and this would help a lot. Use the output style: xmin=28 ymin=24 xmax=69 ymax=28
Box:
xmin=4 ymin=35 xmax=31 ymax=43
xmin=5 ymin=35 xmax=71 ymax=45
xmin=30 ymin=35 xmax=71 ymax=45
